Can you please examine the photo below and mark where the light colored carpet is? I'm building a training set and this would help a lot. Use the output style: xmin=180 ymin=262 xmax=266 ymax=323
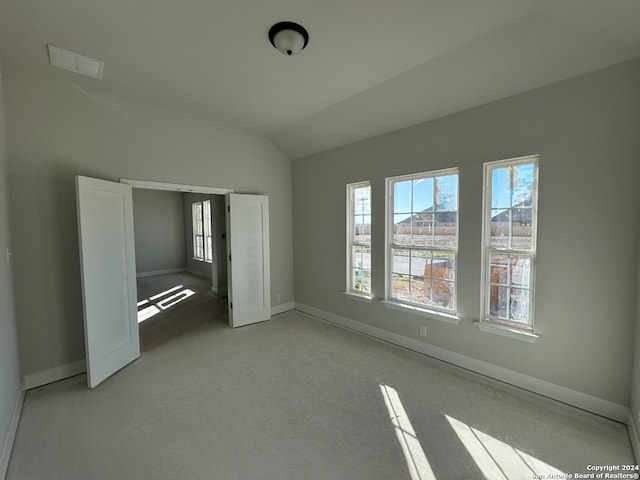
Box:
xmin=6 ymin=274 xmax=635 ymax=479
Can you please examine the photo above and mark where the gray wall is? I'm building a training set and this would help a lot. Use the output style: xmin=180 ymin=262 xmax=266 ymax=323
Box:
xmin=632 ymin=231 xmax=640 ymax=448
xmin=0 ymin=62 xmax=21 ymax=475
xmin=133 ymin=188 xmax=186 ymax=274
xmin=3 ymin=64 xmax=294 ymax=378
xmin=293 ymin=59 xmax=640 ymax=407
xmin=211 ymin=195 xmax=228 ymax=293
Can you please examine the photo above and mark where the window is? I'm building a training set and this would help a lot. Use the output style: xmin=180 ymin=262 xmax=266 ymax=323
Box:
xmin=203 ymin=200 xmax=213 ymax=262
xmin=386 ymin=169 xmax=459 ymax=313
xmin=192 ymin=200 xmax=213 ymax=262
xmin=481 ymin=156 xmax=538 ymax=330
xmin=346 ymin=182 xmax=372 ymax=296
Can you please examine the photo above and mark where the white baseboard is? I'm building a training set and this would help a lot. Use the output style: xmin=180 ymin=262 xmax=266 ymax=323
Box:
xmin=136 ymin=268 xmax=185 ymax=278
xmin=186 ymin=268 xmax=212 ymax=279
xmin=294 ymin=302 xmax=628 ymax=423
xmin=0 ymin=389 xmax=24 ymax=479
xmin=271 ymin=302 xmax=294 ymax=316
xmin=22 ymin=360 xmax=86 ymax=390
xmin=629 ymin=408 xmax=640 ymax=462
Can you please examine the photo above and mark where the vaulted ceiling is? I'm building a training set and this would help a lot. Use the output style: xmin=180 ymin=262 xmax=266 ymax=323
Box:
xmin=1 ymin=0 xmax=639 ymax=159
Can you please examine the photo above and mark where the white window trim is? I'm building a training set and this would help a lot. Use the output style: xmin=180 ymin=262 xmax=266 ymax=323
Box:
xmin=192 ymin=201 xmax=204 ymax=261
xmin=192 ymin=200 xmax=213 ymax=263
xmin=385 ymin=167 xmax=459 ymax=316
xmin=475 ymin=320 xmax=539 ymax=343
xmin=344 ymin=181 xmax=372 ymax=300
xmin=343 ymin=291 xmax=373 ymax=303
xmin=480 ymin=155 xmax=539 ymax=332
xmin=203 ymin=200 xmax=213 ymax=263
xmin=381 ymin=300 xmax=460 ymax=325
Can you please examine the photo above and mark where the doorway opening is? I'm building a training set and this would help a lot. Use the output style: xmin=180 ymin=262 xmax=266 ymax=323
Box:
xmin=77 ymin=176 xmax=271 ymax=387
xmin=129 ymin=184 xmax=229 ymax=351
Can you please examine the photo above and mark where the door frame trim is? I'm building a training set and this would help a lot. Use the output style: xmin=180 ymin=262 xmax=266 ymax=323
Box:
xmin=120 ymin=178 xmax=233 ymax=195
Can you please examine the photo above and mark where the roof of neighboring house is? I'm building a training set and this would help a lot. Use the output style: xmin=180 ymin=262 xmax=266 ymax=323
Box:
xmin=396 ymin=207 xmax=457 ymax=225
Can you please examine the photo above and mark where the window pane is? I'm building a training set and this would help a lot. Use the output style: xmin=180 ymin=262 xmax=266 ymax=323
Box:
xmin=489 ymin=253 xmax=509 ymax=285
xmin=434 ymin=212 xmax=457 ymax=247
xmin=391 ymin=248 xmax=411 ymax=276
xmin=192 ymin=202 xmax=204 ymax=260
xmin=512 ymin=163 xmax=535 ymax=208
xmin=412 ymin=177 xmax=433 ymax=213
xmin=203 ymin=200 xmax=212 ymax=262
xmin=392 ymin=274 xmax=410 ymax=302
xmin=393 ymin=180 xmax=412 ymax=214
xmin=510 ymin=255 xmax=531 ymax=288
xmin=509 ymin=288 xmax=529 ymax=323
xmin=352 ymin=245 xmax=371 ymax=291
xmin=409 ymin=250 xmax=426 ymax=277
xmin=206 ymin=236 xmax=213 ymax=262
xmin=394 ymin=214 xmax=412 ymax=245
xmin=489 ymin=285 xmax=508 ymax=318
xmin=412 ymin=214 xmax=432 ymax=246
xmin=428 ymin=253 xmax=455 ymax=280
xmin=491 ymin=164 xmax=535 ymax=251
xmin=352 ymin=267 xmax=371 ymax=293
xmin=409 ymin=276 xmax=426 ymax=304
xmin=434 ymin=279 xmax=454 ymax=309
xmin=354 ymin=214 xmax=371 ymax=244
xmin=353 ymin=186 xmax=371 ymax=215
xmin=490 ymin=208 xmax=509 ymax=248
xmin=434 ymin=174 xmax=458 ymax=211
xmin=512 ymin=206 xmax=532 ymax=250
xmin=195 ymin=236 xmax=204 ymax=260
xmin=491 ymin=167 xmax=511 ymax=209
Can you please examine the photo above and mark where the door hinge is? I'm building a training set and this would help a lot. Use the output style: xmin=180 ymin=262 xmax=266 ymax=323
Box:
xmin=230 ymin=302 xmax=233 ymax=309
xmin=227 ymin=206 xmax=230 ymax=213
xmin=229 ymin=254 xmax=231 ymax=262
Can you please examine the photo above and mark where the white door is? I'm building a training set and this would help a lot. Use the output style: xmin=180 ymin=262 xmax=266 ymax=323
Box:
xmin=226 ymin=194 xmax=271 ymax=327
xmin=76 ymin=176 xmax=139 ymax=388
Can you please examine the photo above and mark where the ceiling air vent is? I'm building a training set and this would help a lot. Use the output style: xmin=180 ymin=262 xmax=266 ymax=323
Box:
xmin=47 ymin=44 xmax=104 ymax=79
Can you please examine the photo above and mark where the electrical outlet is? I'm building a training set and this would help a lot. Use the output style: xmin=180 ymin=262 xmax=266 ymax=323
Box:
xmin=420 ymin=325 xmax=428 ymax=337
xmin=276 ymin=294 xmax=281 ymax=302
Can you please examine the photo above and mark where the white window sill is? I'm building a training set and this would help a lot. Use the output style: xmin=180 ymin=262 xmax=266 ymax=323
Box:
xmin=475 ymin=320 xmax=539 ymax=343
xmin=343 ymin=292 xmax=373 ymax=303
xmin=381 ymin=300 xmax=460 ymax=325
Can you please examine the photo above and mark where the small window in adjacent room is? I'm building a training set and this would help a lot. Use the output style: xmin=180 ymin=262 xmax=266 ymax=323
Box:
xmin=192 ymin=200 xmax=213 ymax=263
xmin=203 ymin=200 xmax=213 ymax=262
xmin=346 ymin=182 xmax=372 ymax=297
xmin=386 ymin=168 xmax=459 ymax=314
xmin=481 ymin=155 xmax=538 ymax=331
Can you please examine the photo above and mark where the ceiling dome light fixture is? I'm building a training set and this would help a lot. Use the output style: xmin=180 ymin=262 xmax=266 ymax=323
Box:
xmin=269 ymin=21 xmax=309 ymax=56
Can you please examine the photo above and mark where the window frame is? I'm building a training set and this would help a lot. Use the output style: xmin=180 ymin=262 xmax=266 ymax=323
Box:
xmin=480 ymin=155 xmax=539 ymax=332
xmin=192 ymin=201 xmax=204 ymax=261
xmin=203 ymin=200 xmax=213 ymax=263
xmin=385 ymin=167 xmax=459 ymax=315
xmin=345 ymin=181 xmax=372 ymax=299
xmin=192 ymin=200 xmax=213 ymax=263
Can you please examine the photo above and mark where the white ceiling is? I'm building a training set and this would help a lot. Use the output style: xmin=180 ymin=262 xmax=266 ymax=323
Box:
xmin=1 ymin=0 xmax=639 ymax=159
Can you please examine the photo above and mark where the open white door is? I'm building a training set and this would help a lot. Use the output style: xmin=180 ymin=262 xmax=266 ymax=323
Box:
xmin=76 ymin=176 xmax=139 ymax=388
xmin=226 ymin=194 xmax=270 ymax=327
